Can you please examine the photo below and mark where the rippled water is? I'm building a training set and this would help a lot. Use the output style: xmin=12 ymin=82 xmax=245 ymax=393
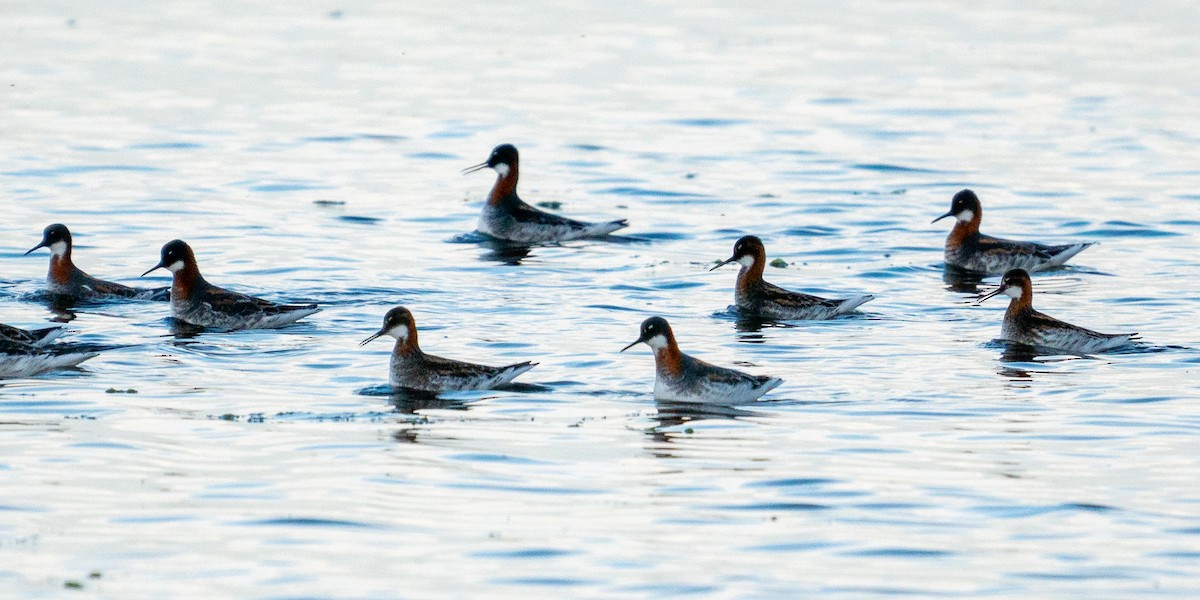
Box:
xmin=3 ymin=1 xmax=1200 ymax=597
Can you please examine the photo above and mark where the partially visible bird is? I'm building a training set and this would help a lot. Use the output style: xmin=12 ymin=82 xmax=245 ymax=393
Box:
xmin=0 ymin=322 xmax=66 ymax=347
xmin=0 ymin=338 xmax=98 ymax=379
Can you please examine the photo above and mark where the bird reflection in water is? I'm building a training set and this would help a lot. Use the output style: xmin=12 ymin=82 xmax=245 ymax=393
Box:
xmin=167 ymin=319 xmax=207 ymax=339
xmin=388 ymin=389 xmax=474 ymax=415
xmin=28 ymin=290 xmax=82 ymax=322
xmin=644 ymin=400 xmax=761 ymax=452
xmin=384 ymin=381 xmax=549 ymax=415
xmin=942 ymin=266 xmax=986 ymax=294
xmin=48 ymin=304 xmax=78 ymax=323
xmin=477 ymin=238 xmax=533 ymax=265
xmin=994 ymin=341 xmax=1082 ymax=381
xmin=392 ymin=428 xmax=421 ymax=444
xmin=732 ymin=313 xmax=798 ymax=339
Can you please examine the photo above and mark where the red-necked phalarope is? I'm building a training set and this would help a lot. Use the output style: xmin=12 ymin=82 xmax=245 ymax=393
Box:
xmin=932 ymin=189 xmax=1092 ymax=275
xmin=979 ymin=269 xmax=1137 ymax=354
xmin=621 ymin=316 xmax=782 ymax=403
xmin=711 ymin=235 xmax=874 ymax=319
xmin=0 ymin=322 xmax=66 ymax=347
xmin=360 ymin=306 xmax=536 ymax=392
xmin=0 ymin=338 xmax=98 ymax=379
xmin=463 ymin=144 xmax=628 ymax=243
xmin=141 ymin=240 xmax=320 ymax=330
xmin=26 ymin=224 xmax=168 ymax=300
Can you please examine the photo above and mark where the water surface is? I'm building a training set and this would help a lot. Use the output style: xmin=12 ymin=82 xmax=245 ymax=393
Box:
xmin=2 ymin=1 xmax=1199 ymax=597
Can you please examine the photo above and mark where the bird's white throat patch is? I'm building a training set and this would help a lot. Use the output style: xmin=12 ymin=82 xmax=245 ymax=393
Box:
xmin=956 ymin=209 xmax=975 ymax=223
xmin=49 ymin=241 xmax=68 ymax=256
xmin=644 ymin=334 xmax=669 ymax=350
xmin=165 ymin=260 xmax=185 ymax=273
xmin=494 ymin=164 xmax=510 ymax=178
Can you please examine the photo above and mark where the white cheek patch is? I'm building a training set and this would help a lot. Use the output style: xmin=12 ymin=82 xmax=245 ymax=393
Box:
xmin=1003 ymin=286 xmax=1023 ymax=300
xmin=494 ymin=164 xmax=510 ymax=178
xmin=165 ymin=260 xmax=185 ymax=273
xmin=644 ymin=334 xmax=669 ymax=350
xmin=391 ymin=326 xmax=409 ymax=341
xmin=49 ymin=241 xmax=68 ymax=256
xmin=956 ymin=209 xmax=975 ymax=223
xmin=736 ymin=255 xmax=755 ymax=268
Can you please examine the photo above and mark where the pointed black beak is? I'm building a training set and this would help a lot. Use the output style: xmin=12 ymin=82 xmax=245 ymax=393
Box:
xmin=461 ymin=161 xmax=490 ymax=175
xmin=710 ymin=256 xmax=737 ymax=272
xmin=23 ymin=241 xmax=47 ymax=256
xmin=620 ymin=337 xmax=645 ymax=353
xmin=977 ymin=285 xmax=1007 ymax=304
xmin=141 ymin=262 xmax=165 ymax=277
xmin=931 ymin=210 xmax=955 ymax=224
xmin=359 ymin=330 xmax=385 ymax=347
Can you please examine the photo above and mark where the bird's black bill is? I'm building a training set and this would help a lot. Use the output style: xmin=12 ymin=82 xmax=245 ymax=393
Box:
xmin=620 ymin=338 xmax=643 ymax=353
xmin=360 ymin=331 xmax=384 ymax=347
xmin=461 ymin=162 xmax=489 ymax=175
xmin=710 ymin=256 xmax=736 ymax=272
xmin=977 ymin=286 xmax=1007 ymax=304
xmin=23 ymin=242 xmax=46 ymax=256
xmin=140 ymin=263 xmax=165 ymax=277
xmin=931 ymin=211 xmax=955 ymax=224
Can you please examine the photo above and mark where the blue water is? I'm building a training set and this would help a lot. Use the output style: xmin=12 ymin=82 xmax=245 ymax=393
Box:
xmin=2 ymin=1 xmax=1200 ymax=597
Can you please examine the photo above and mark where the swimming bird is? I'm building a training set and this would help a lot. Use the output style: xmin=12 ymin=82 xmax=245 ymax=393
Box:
xmin=463 ymin=143 xmax=628 ymax=243
xmin=141 ymin=240 xmax=320 ymax=330
xmin=25 ymin=224 xmax=168 ymax=300
xmin=978 ymin=269 xmax=1137 ymax=354
xmin=621 ymin=316 xmax=782 ymax=403
xmin=932 ymin=189 xmax=1092 ymax=275
xmin=0 ymin=338 xmax=98 ymax=379
xmin=0 ymin=322 xmax=66 ymax=347
xmin=711 ymin=235 xmax=874 ymax=320
xmin=360 ymin=306 xmax=536 ymax=392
